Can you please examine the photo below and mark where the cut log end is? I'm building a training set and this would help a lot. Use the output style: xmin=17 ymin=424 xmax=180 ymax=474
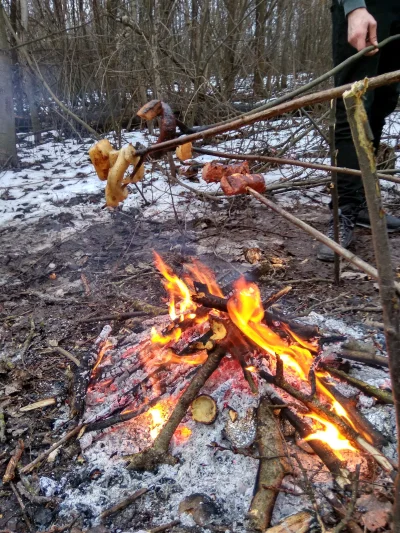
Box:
xmin=191 ymin=394 xmax=218 ymax=424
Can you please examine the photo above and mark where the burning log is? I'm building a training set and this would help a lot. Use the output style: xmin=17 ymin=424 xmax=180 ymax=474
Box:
xmin=318 ymin=377 xmax=387 ymax=448
xmin=126 ymin=346 xmax=226 ymax=471
xmin=248 ymin=397 xmax=289 ymax=530
xmin=262 ymin=285 xmax=292 ymax=309
xmin=259 ymin=366 xmax=395 ymax=475
xmin=191 ymin=291 xmax=319 ymax=343
xmin=191 ymin=394 xmax=218 ymax=424
xmin=322 ymin=365 xmax=393 ymax=404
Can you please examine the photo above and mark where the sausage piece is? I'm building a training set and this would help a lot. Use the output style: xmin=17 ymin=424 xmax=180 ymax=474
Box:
xmin=220 ymin=173 xmax=266 ymax=196
xmin=202 ymin=161 xmax=250 ymax=183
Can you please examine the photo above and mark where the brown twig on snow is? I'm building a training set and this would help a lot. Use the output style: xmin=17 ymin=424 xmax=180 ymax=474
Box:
xmin=3 ymin=440 xmax=24 ymax=483
xmin=100 ymin=487 xmax=149 ymax=520
xmin=344 ymin=81 xmax=400 ymax=525
xmin=248 ymin=397 xmax=289 ymax=530
xmin=126 ymin=346 xmax=226 ymax=471
xmin=246 ymin=187 xmax=400 ymax=295
xmin=20 ymin=424 xmax=84 ymax=474
xmin=322 ymin=365 xmax=393 ymax=404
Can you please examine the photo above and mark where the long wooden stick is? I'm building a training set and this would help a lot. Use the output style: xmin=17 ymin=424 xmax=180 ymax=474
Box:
xmin=135 ymin=70 xmax=400 ymax=158
xmin=100 ymin=487 xmax=148 ymax=520
xmin=343 ymin=80 xmax=400 ymax=532
xmin=193 ymin=146 xmax=400 ymax=185
xmin=246 ymin=187 xmax=400 ymax=295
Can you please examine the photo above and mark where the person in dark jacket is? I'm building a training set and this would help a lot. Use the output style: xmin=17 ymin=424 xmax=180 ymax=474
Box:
xmin=317 ymin=0 xmax=400 ymax=261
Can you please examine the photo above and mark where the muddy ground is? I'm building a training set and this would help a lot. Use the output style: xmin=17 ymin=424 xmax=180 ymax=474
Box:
xmin=0 ymin=186 xmax=398 ymax=532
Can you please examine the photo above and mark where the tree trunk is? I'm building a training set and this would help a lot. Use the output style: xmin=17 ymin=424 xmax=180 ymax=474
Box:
xmin=0 ymin=4 xmax=17 ymax=165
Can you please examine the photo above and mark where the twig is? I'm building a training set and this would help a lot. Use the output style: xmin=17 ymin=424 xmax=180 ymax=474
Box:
xmin=18 ymin=316 xmax=35 ymax=363
xmin=40 ymin=518 xmax=79 ymax=533
xmin=322 ymin=365 xmax=393 ymax=404
xmin=339 ymin=348 xmax=389 ymax=368
xmin=9 ymin=481 xmax=33 ymax=532
xmin=20 ymin=424 xmax=84 ymax=474
xmin=3 ymin=440 xmax=24 ymax=483
xmin=77 ymin=310 xmax=149 ymax=323
xmin=147 ymin=520 xmax=181 ymax=533
xmin=0 ymin=409 xmax=5 ymax=443
xmin=246 ymin=188 xmax=400 ymax=295
xmin=262 ymin=286 xmax=292 ymax=309
xmin=53 ymin=346 xmax=81 ymax=367
xmin=100 ymin=487 xmax=148 ymax=520
xmin=332 ymin=465 xmax=361 ymax=533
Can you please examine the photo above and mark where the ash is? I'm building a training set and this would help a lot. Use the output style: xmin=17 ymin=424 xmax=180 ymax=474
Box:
xmin=53 ymin=313 xmax=395 ymax=531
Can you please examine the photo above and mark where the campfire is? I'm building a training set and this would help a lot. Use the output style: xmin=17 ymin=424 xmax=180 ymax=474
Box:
xmin=69 ymin=251 xmax=395 ymax=529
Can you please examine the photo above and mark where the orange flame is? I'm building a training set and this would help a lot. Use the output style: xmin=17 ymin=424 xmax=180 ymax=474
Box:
xmin=148 ymin=403 xmax=168 ymax=439
xmin=184 ymin=259 xmax=224 ymax=297
xmin=304 ymin=413 xmax=356 ymax=459
xmin=227 ymin=278 xmax=313 ymax=380
xmin=153 ymin=252 xmax=195 ymax=321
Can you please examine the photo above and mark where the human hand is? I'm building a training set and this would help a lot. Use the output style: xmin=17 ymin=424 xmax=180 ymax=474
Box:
xmin=347 ymin=8 xmax=378 ymax=55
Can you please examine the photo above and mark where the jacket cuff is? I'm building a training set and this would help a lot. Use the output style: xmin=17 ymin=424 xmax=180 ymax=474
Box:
xmin=342 ymin=0 xmax=367 ymax=16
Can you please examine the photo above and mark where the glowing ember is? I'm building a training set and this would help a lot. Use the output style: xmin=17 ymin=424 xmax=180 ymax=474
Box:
xmin=304 ymin=413 xmax=356 ymax=459
xmin=148 ymin=402 xmax=169 ymax=439
xmin=151 ymin=326 xmax=182 ymax=345
xmin=174 ymin=426 xmax=192 ymax=443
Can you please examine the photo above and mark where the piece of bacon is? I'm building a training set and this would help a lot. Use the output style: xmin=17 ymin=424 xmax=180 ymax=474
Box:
xmin=202 ymin=161 xmax=250 ymax=183
xmin=220 ymin=173 xmax=266 ymax=196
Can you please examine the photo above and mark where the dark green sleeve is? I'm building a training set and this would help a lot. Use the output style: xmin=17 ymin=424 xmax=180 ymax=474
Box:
xmin=340 ymin=0 xmax=367 ymax=16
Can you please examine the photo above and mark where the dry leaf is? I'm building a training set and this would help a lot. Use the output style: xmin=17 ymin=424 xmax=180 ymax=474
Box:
xmin=244 ymin=247 xmax=262 ymax=264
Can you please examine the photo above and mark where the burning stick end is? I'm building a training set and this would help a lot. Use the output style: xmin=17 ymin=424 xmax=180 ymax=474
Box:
xmin=126 ymin=447 xmax=178 ymax=471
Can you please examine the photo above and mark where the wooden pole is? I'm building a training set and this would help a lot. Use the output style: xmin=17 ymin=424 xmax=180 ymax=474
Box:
xmin=135 ymin=70 xmax=400 ymax=158
xmin=245 ymin=187 xmax=400 ymax=294
xmin=343 ymin=79 xmax=400 ymax=532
